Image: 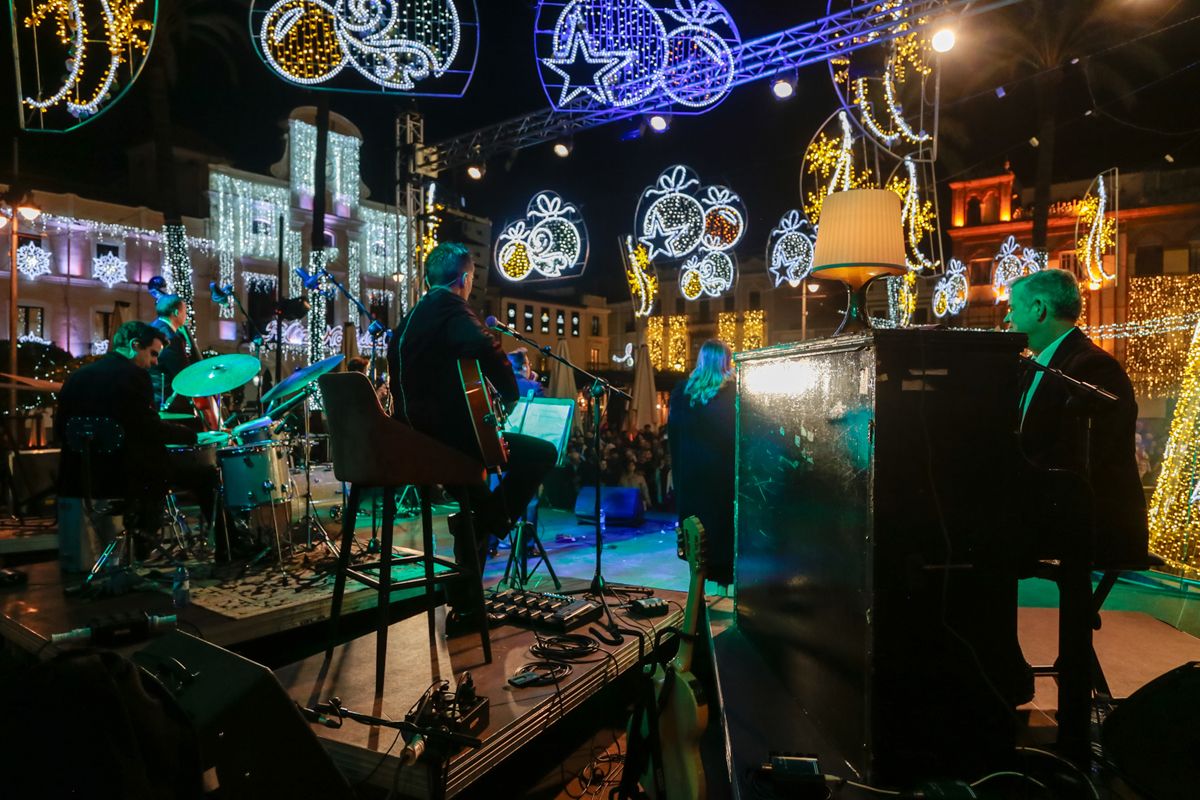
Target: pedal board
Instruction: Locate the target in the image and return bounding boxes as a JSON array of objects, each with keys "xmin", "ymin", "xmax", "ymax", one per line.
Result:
[{"xmin": 484, "ymin": 588, "xmax": 603, "ymax": 632}]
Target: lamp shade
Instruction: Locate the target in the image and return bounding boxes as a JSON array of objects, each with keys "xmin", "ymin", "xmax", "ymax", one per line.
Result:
[{"xmin": 812, "ymin": 189, "xmax": 906, "ymax": 288}]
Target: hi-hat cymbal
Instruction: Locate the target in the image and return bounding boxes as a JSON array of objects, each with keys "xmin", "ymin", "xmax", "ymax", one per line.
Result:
[
  {"xmin": 172, "ymin": 354, "xmax": 261, "ymax": 398},
  {"xmin": 0, "ymin": 373, "xmax": 63, "ymax": 392},
  {"xmin": 261, "ymin": 354, "xmax": 344, "ymax": 406},
  {"xmin": 158, "ymin": 411, "xmax": 194, "ymax": 420},
  {"xmin": 0, "ymin": 381, "xmax": 62, "ymax": 392}
]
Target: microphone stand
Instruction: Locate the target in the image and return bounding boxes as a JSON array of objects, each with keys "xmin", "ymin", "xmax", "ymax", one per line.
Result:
[
  {"xmin": 489, "ymin": 322, "xmax": 632, "ymax": 635},
  {"xmin": 1017, "ymin": 353, "xmax": 1116, "ymax": 766},
  {"xmin": 217, "ymin": 289, "xmax": 269, "ymax": 413}
]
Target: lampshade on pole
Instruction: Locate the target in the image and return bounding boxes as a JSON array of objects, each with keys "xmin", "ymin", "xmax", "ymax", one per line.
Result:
[{"xmin": 812, "ymin": 188, "xmax": 907, "ymax": 333}]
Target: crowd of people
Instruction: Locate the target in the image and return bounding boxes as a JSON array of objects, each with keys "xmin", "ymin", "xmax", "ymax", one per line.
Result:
[{"xmin": 556, "ymin": 424, "xmax": 674, "ymax": 511}]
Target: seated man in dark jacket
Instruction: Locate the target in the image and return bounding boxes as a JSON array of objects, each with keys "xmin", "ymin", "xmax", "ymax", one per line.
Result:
[{"xmin": 388, "ymin": 243, "xmax": 557, "ymax": 632}]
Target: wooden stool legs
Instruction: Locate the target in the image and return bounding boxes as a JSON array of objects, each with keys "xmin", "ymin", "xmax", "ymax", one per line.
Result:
[{"xmin": 328, "ymin": 484, "xmax": 362, "ymax": 649}]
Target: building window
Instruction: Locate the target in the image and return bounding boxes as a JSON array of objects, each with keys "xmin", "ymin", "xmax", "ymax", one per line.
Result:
[
  {"xmin": 749, "ymin": 291, "xmax": 761, "ymax": 310},
  {"xmin": 507, "ymin": 303, "xmax": 517, "ymax": 326},
  {"xmin": 96, "ymin": 242, "xmax": 120, "ymax": 259},
  {"xmin": 540, "ymin": 308, "xmax": 550, "ymax": 334},
  {"xmin": 247, "ymin": 279, "xmax": 276, "ymax": 334},
  {"xmin": 723, "ymin": 295, "xmax": 735, "ymax": 312},
  {"xmin": 969, "ymin": 259, "xmax": 991, "ymax": 286},
  {"xmin": 251, "ymin": 217, "xmax": 273, "ymax": 236},
  {"xmin": 675, "ymin": 298, "xmax": 685, "ymax": 314},
  {"xmin": 590, "ymin": 347, "xmax": 600, "ymax": 366},
  {"xmin": 556, "ymin": 310, "xmax": 565, "ymax": 336},
  {"xmin": 1189, "ymin": 242, "xmax": 1200, "ymax": 274},
  {"xmin": 592, "ymin": 316, "xmax": 602, "ymax": 336},
  {"xmin": 17, "ymin": 305, "xmax": 44, "ymax": 338},
  {"xmin": 1135, "ymin": 246, "xmax": 1163, "ymax": 276},
  {"xmin": 524, "ymin": 305, "xmax": 534, "ymax": 333},
  {"xmin": 966, "ymin": 197, "xmax": 982, "ymax": 226},
  {"xmin": 369, "ymin": 295, "xmax": 390, "ymax": 327},
  {"xmin": 323, "ymin": 230, "xmax": 337, "ymax": 249},
  {"xmin": 571, "ymin": 312, "xmax": 580, "ymax": 337},
  {"xmin": 698, "ymin": 300, "xmax": 711, "ymax": 323}
]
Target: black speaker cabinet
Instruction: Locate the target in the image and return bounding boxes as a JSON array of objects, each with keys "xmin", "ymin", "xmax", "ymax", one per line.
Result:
[
  {"xmin": 135, "ymin": 632, "xmax": 353, "ymax": 799},
  {"xmin": 734, "ymin": 329, "xmax": 1025, "ymax": 785}
]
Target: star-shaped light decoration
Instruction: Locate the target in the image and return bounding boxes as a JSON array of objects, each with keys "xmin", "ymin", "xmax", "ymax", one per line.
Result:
[
  {"xmin": 639, "ymin": 216, "xmax": 681, "ymax": 261},
  {"xmin": 541, "ymin": 18, "xmax": 631, "ymax": 106}
]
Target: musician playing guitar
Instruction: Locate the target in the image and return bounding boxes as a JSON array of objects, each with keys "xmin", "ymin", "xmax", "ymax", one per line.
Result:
[
  {"xmin": 388, "ymin": 242, "xmax": 557, "ymax": 636},
  {"xmin": 149, "ymin": 294, "xmax": 220, "ymax": 430}
]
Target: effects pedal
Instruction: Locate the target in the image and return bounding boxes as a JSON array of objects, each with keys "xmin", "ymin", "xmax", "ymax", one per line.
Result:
[
  {"xmin": 484, "ymin": 588, "xmax": 603, "ymax": 632},
  {"xmin": 629, "ymin": 597, "xmax": 668, "ymax": 618}
]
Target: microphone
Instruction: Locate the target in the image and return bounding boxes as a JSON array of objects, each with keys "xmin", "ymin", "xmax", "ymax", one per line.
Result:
[
  {"xmin": 209, "ymin": 281, "xmax": 233, "ymax": 305},
  {"xmin": 294, "ymin": 266, "xmax": 325, "ymax": 291},
  {"xmin": 484, "ymin": 316, "xmax": 517, "ymax": 338},
  {"xmin": 51, "ymin": 612, "xmax": 177, "ymax": 645}
]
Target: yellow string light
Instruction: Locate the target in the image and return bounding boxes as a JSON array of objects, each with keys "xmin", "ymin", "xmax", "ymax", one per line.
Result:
[
  {"xmin": 1125, "ymin": 276, "xmax": 1200, "ymax": 398},
  {"xmin": 1148, "ymin": 320, "xmax": 1200, "ymax": 576},
  {"xmin": 741, "ymin": 310, "xmax": 765, "ymax": 351},
  {"xmin": 647, "ymin": 316, "xmax": 665, "ymax": 371},
  {"xmin": 717, "ymin": 311, "xmax": 738, "ymax": 346},
  {"xmin": 625, "ymin": 237, "xmax": 658, "ymax": 317},
  {"xmin": 667, "ymin": 315, "xmax": 688, "ymax": 372}
]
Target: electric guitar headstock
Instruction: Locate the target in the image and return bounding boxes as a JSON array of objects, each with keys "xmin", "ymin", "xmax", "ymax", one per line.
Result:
[{"xmin": 676, "ymin": 516, "xmax": 708, "ymax": 582}]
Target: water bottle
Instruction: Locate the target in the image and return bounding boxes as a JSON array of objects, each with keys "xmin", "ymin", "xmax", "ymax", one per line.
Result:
[
  {"xmin": 172, "ymin": 565, "xmax": 191, "ymax": 608},
  {"xmin": 600, "ymin": 508, "xmax": 607, "ymax": 532}
]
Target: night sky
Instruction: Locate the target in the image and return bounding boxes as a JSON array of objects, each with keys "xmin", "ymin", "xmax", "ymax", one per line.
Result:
[{"xmin": 3, "ymin": 0, "xmax": 1198, "ymax": 300}]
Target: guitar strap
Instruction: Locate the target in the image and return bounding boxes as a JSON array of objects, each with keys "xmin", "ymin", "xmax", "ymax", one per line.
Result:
[{"xmin": 615, "ymin": 666, "xmax": 672, "ymax": 800}]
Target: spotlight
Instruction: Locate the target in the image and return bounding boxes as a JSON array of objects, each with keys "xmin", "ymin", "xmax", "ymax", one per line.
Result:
[
  {"xmin": 930, "ymin": 27, "xmax": 956, "ymax": 53},
  {"xmin": 1029, "ymin": 136, "xmax": 1040, "ymax": 148},
  {"xmin": 995, "ymin": 86, "xmax": 1006, "ymax": 99},
  {"xmin": 467, "ymin": 163, "xmax": 486, "ymax": 180},
  {"xmin": 1165, "ymin": 154, "xmax": 1175, "ymax": 164},
  {"xmin": 771, "ymin": 73, "xmax": 796, "ymax": 100},
  {"xmin": 807, "ymin": 283, "xmax": 820, "ymax": 293},
  {"xmin": 647, "ymin": 114, "xmax": 670, "ymax": 133},
  {"xmin": 553, "ymin": 139, "xmax": 573, "ymax": 158}
]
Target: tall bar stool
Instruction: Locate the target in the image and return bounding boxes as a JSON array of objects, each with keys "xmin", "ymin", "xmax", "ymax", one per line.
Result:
[{"xmin": 319, "ymin": 372, "xmax": 492, "ymax": 694}]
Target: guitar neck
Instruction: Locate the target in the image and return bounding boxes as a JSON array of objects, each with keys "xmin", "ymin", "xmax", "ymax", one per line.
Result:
[{"xmin": 673, "ymin": 568, "xmax": 707, "ymax": 674}]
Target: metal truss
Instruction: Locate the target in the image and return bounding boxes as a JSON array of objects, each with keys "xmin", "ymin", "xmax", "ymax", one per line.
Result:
[{"xmin": 422, "ymin": 0, "xmax": 1026, "ymax": 174}]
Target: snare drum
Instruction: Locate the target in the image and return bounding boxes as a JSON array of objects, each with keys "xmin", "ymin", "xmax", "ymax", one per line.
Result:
[
  {"xmin": 218, "ymin": 442, "xmax": 293, "ymax": 510},
  {"xmin": 165, "ymin": 442, "xmax": 218, "ymax": 472},
  {"xmin": 232, "ymin": 416, "xmax": 275, "ymax": 445},
  {"xmin": 197, "ymin": 430, "xmax": 232, "ymax": 447}
]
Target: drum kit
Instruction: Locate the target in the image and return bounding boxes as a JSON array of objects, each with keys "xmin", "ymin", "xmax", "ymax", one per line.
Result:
[{"xmin": 162, "ymin": 352, "xmax": 345, "ymax": 564}]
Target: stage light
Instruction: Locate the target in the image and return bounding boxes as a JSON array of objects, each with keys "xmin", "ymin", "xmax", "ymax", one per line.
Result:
[
  {"xmin": 931, "ymin": 27, "xmax": 956, "ymax": 53},
  {"xmin": 1165, "ymin": 154, "xmax": 1175, "ymax": 163},
  {"xmin": 553, "ymin": 139, "xmax": 573, "ymax": 158},
  {"xmin": 647, "ymin": 114, "xmax": 670, "ymax": 133},
  {"xmin": 771, "ymin": 74, "xmax": 796, "ymax": 99},
  {"xmin": 995, "ymin": 86, "xmax": 1006, "ymax": 98},
  {"xmin": 467, "ymin": 163, "xmax": 486, "ymax": 180},
  {"xmin": 1029, "ymin": 136, "xmax": 1040, "ymax": 148},
  {"xmin": 807, "ymin": 283, "xmax": 820, "ymax": 293}
]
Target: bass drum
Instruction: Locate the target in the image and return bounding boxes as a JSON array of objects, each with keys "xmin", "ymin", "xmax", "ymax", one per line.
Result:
[{"xmin": 218, "ymin": 442, "xmax": 294, "ymax": 510}]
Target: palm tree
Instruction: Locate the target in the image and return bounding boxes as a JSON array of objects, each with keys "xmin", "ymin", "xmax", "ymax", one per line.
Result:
[{"xmin": 954, "ymin": 0, "xmax": 1167, "ymax": 249}]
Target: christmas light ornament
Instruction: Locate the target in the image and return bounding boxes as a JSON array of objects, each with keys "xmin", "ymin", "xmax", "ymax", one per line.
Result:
[
  {"xmin": 251, "ymin": 0, "xmax": 479, "ymax": 96},
  {"xmin": 634, "ymin": 164, "xmax": 745, "ymax": 301},
  {"xmin": 766, "ymin": 210, "xmax": 816, "ymax": 288},
  {"xmin": 800, "ymin": 110, "xmax": 876, "ymax": 226},
  {"xmin": 932, "ymin": 258, "xmax": 968, "ymax": 318},
  {"xmin": 14, "ymin": 0, "xmax": 157, "ymax": 132},
  {"xmin": 991, "ymin": 235, "xmax": 1043, "ymax": 303},
  {"xmin": 1075, "ymin": 169, "xmax": 1118, "ymax": 289},
  {"xmin": 91, "ymin": 252, "xmax": 128, "ymax": 287},
  {"xmin": 624, "ymin": 236, "xmax": 659, "ymax": 318},
  {"xmin": 535, "ymin": 0, "xmax": 741, "ymax": 114},
  {"xmin": 494, "ymin": 191, "xmax": 589, "ymax": 282},
  {"xmin": 16, "ymin": 241, "xmax": 51, "ymax": 280}
]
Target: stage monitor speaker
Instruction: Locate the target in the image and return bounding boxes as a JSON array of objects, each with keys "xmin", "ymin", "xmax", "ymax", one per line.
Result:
[
  {"xmin": 134, "ymin": 631, "xmax": 354, "ymax": 799},
  {"xmin": 1102, "ymin": 661, "xmax": 1200, "ymax": 800},
  {"xmin": 8, "ymin": 447, "xmax": 58, "ymax": 509},
  {"xmin": 575, "ymin": 485, "xmax": 643, "ymax": 526}
]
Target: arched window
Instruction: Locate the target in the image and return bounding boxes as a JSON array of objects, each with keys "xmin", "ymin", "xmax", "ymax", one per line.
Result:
[{"xmin": 966, "ymin": 197, "xmax": 983, "ymax": 226}]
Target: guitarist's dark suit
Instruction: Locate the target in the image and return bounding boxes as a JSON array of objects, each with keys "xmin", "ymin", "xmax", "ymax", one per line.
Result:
[
  {"xmin": 388, "ymin": 288, "xmax": 557, "ymax": 611},
  {"xmin": 1018, "ymin": 327, "xmax": 1148, "ymax": 566}
]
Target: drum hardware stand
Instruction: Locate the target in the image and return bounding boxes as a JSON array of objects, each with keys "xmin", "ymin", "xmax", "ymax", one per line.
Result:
[{"xmin": 292, "ymin": 383, "xmax": 337, "ymax": 557}]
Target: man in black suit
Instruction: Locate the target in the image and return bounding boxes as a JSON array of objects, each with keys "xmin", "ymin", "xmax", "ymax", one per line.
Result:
[
  {"xmin": 57, "ymin": 321, "xmax": 227, "ymax": 564},
  {"xmin": 1006, "ymin": 268, "xmax": 1148, "ymax": 566},
  {"xmin": 149, "ymin": 294, "xmax": 200, "ymax": 415},
  {"xmin": 388, "ymin": 243, "xmax": 557, "ymax": 632}
]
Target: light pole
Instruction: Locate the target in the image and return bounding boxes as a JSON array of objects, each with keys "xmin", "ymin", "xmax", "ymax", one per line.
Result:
[{"xmin": 2, "ymin": 190, "xmax": 42, "ymax": 429}]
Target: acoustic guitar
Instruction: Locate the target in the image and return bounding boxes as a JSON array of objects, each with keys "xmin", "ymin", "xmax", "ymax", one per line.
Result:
[
  {"xmin": 458, "ymin": 359, "xmax": 509, "ymax": 472},
  {"xmin": 632, "ymin": 515, "xmax": 709, "ymax": 800}
]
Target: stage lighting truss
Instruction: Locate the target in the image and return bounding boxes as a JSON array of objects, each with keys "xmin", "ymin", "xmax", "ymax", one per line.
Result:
[
  {"xmin": 13, "ymin": 0, "xmax": 158, "ymax": 132},
  {"xmin": 1075, "ymin": 169, "xmax": 1119, "ymax": 290},
  {"xmin": 494, "ymin": 191, "xmax": 590, "ymax": 282},
  {"xmin": 932, "ymin": 258, "xmax": 968, "ymax": 318},
  {"xmin": 766, "ymin": 210, "xmax": 816, "ymax": 289},
  {"xmin": 826, "ymin": 0, "xmax": 939, "ymax": 162},
  {"xmin": 992, "ymin": 235, "xmax": 1046, "ymax": 304},
  {"xmin": 633, "ymin": 164, "xmax": 746, "ymax": 301},
  {"xmin": 535, "ymin": 0, "xmax": 741, "ymax": 115},
  {"xmin": 250, "ymin": 0, "xmax": 480, "ymax": 96}
]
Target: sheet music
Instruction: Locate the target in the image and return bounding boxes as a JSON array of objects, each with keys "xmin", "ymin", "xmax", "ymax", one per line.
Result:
[{"xmin": 501, "ymin": 397, "xmax": 575, "ymax": 465}]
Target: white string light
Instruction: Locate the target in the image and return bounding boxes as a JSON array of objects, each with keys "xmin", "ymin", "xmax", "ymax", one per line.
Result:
[
  {"xmin": 16, "ymin": 241, "xmax": 51, "ymax": 280},
  {"xmin": 495, "ymin": 191, "xmax": 588, "ymax": 281},
  {"xmin": 766, "ymin": 210, "xmax": 815, "ymax": 288},
  {"xmin": 91, "ymin": 252, "xmax": 128, "ymax": 288}
]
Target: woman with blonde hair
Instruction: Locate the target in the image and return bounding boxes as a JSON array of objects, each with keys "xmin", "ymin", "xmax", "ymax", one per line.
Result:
[{"xmin": 667, "ymin": 339, "xmax": 736, "ymax": 585}]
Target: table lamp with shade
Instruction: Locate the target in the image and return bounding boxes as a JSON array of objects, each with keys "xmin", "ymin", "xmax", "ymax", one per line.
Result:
[{"xmin": 811, "ymin": 188, "xmax": 907, "ymax": 334}]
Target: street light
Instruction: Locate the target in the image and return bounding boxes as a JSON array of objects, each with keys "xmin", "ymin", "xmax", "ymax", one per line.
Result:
[{"xmin": 3, "ymin": 189, "xmax": 41, "ymax": 427}]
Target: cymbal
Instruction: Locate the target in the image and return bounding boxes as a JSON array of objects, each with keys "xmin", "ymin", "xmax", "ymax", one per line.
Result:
[
  {"xmin": 0, "ymin": 381, "xmax": 62, "ymax": 392},
  {"xmin": 172, "ymin": 354, "xmax": 262, "ymax": 398},
  {"xmin": 158, "ymin": 411, "xmax": 194, "ymax": 420},
  {"xmin": 261, "ymin": 354, "xmax": 344, "ymax": 406}
]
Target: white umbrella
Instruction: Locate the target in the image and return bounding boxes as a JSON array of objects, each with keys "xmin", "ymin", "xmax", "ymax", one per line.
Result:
[{"xmin": 626, "ymin": 342, "xmax": 657, "ymax": 434}]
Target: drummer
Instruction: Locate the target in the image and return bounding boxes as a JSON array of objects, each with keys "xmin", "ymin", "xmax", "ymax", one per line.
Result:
[{"xmin": 56, "ymin": 321, "xmax": 229, "ymax": 566}]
